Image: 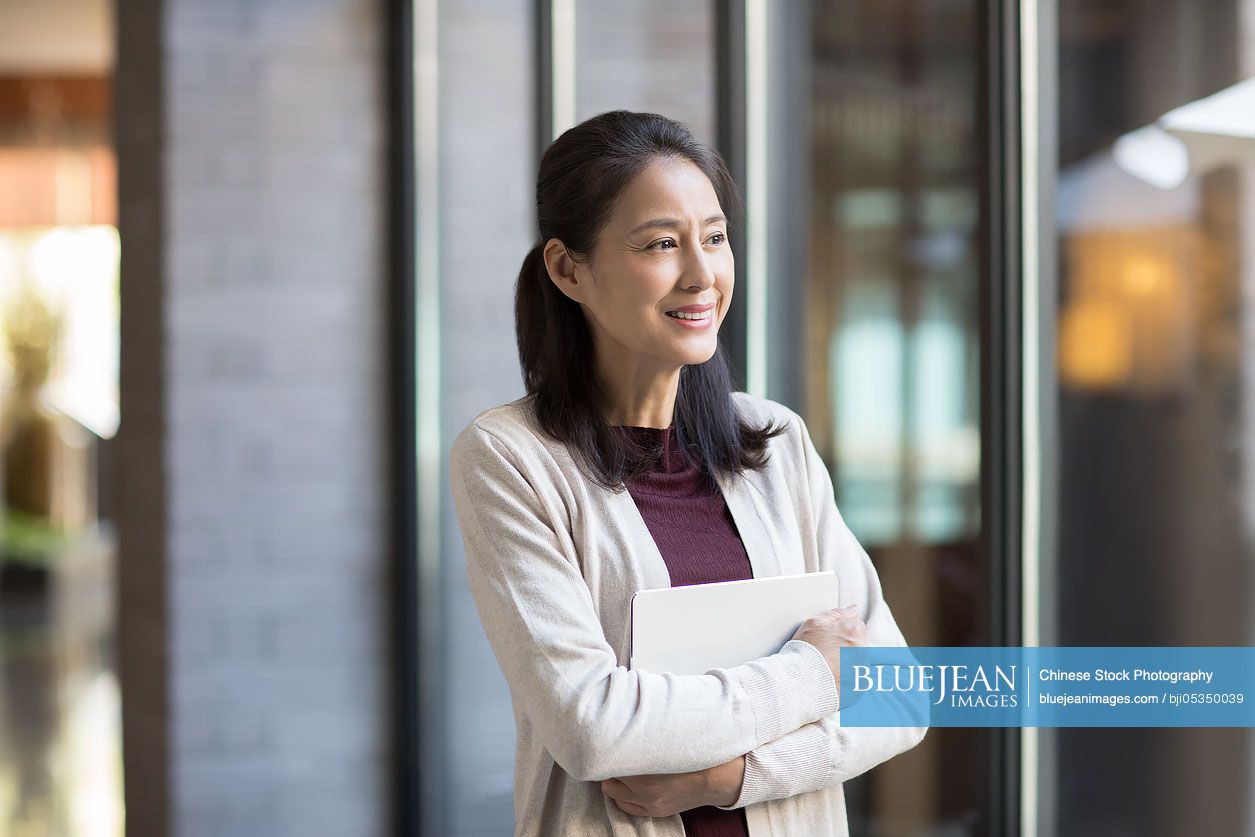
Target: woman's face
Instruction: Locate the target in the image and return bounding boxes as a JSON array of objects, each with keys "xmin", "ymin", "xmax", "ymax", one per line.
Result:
[{"xmin": 549, "ymin": 157, "xmax": 734, "ymax": 373}]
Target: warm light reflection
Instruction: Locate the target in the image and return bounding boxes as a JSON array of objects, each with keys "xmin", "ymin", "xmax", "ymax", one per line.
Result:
[
  {"xmin": 1059, "ymin": 299, "xmax": 1132, "ymax": 388},
  {"xmin": 1057, "ymin": 228, "xmax": 1194, "ymax": 394}
]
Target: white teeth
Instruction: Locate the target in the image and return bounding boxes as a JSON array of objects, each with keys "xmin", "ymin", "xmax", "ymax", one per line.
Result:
[{"xmin": 667, "ymin": 310, "xmax": 712, "ymax": 321}]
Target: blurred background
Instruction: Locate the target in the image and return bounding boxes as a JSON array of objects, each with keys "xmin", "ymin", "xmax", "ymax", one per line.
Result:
[{"xmin": 0, "ymin": 0, "xmax": 1250, "ymax": 836}]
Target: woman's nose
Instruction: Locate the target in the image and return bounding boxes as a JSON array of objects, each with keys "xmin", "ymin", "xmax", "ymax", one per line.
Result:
[{"xmin": 683, "ymin": 248, "xmax": 717, "ymax": 290}]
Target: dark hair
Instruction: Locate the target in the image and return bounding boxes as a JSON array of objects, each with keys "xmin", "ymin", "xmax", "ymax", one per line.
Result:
[{"xmin": 515, "ymin": 109, "xmax": 786, "ymax": 491}]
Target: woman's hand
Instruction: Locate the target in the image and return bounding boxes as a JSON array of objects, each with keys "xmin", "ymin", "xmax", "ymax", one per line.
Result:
[
  {"xmin": 601, "ymin": 754, "xmax": 746, "ymax": 817},
  {"xmin": 790, "ymin": 603, "xmax": 869, "ymax": 690}
]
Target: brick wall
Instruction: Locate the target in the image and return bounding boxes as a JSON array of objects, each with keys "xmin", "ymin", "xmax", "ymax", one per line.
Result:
[{"xmin": 116, "ymin": 2, "xmax": 389, "ymax": 835}]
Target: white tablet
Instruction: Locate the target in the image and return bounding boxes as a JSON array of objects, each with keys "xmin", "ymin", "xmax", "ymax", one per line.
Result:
[{"xmin": 628, "ymin": 571, "xmax": 840, "ymax": 675}]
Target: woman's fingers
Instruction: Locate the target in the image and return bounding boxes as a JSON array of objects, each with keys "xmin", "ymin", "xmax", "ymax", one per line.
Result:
[
  {"xmin": 828, "ymin": 604, "xmax": 869, "ymax": 645},
  {"xmin": 612, "ymin": 798, "xmax": 652, "ymax": 816},
  {"xmin": 602, "ymin": 776, "xmax": 670, "ymax": 817},
  {"xmin": 600, "ymin": 778, "xmax": 631, "ymax": 800}
]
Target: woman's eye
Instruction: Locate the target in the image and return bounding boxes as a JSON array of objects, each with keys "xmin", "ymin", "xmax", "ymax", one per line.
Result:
[{"xmin": 649, "ymin": 234, "xmax": 724, "ymax": 250}]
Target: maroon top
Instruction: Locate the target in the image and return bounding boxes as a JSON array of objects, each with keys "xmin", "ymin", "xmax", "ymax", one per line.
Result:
[{"xmin": 616, "ymin": 424, "xmax": 752, "ymax": 837}]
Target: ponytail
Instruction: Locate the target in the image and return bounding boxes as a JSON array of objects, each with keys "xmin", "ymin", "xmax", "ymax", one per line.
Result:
[{"xmin": 514, "ymin": 242, "xmax": 550, "ymax": 394}]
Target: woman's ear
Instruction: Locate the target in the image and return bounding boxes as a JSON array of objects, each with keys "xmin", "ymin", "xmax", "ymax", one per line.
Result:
[{"xmin": 543, "ymin": 238, "xmax": 584, "ymax": 303}]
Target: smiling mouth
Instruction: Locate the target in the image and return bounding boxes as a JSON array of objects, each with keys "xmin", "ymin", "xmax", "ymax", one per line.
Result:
[{"xmin": 665, "ymin": 310, "xmax": 713, "ymax": 321}]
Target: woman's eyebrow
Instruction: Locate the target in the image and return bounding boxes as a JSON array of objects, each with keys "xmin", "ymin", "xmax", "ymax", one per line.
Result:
[{"xmin": 627, "ymin": 214, "xmax": 728, "ymax": 236}]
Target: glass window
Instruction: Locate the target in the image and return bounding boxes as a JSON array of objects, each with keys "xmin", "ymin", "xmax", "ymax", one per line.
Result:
[
  {"xmin": 432, "ymin": 2, "xmax": 537, "ymax": 835},
  {"xmin": 1050, "ymin": 2, "xmax": 1255, "ymax": 835},
  {"xmin": 574, "ymin": 0, "xmax": 716, "ymax": 143},
  {"xmin": 802, "ymin": 2, "xmax": 989, "ymax": 833},
  {"xmin": 428, "ymin": 5, "xmax": 720, "ymax": 835},
  {"xmin": 0, "ymin": 55, "xmax": 122, "ymax": 837}
]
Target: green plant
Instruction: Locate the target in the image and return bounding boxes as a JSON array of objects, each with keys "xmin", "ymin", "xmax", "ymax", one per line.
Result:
[{"xmin": 0, "ymin": 506, "xmax": 69, "ymax": 567}]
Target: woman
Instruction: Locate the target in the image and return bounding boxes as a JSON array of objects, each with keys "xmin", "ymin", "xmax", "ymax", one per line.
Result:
[{"xmin": 450, "ymin": 110, "xmax": 926, "ymax": 836}]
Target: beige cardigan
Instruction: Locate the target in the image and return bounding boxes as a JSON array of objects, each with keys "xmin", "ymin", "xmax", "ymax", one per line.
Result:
[{"xmin": 449, "ymin": 390, "xmax": 927, "ymax": 836}]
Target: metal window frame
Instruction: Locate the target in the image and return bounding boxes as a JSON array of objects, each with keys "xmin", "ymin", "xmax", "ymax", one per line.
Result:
[
  {"xmin": 1019, "ymin": 1, "xmax": 1060, "ymax": 835},
  {"xmin": 388, "ymin": 0, "xmax": 442, "ymax": 834},
  {"xmin": 714, "ymin": 0, "xmax": 750, "ymax": 391},
  {"xmin": 386, "ymin": 1, "xmax": 418, "ymax": 835},
  {"xmin": 535, "ymin": 0, "xmax": 576, "ymax": 156},
  {"xmin": 982, "ymin": 1, "xmax": 1059, "ymax": 835},
  {"xmin": 980, "ymin": 0, "xmax": 1025, "ymax": 833}
]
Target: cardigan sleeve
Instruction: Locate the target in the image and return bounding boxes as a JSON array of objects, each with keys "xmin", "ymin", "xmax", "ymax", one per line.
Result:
[
  {"xmin": 449, "ymin": 422, "xmax": 841, "ymax": 784},
  {"xmin": 715, "ymin": 409, "xmax": 929, "ymax": 810}
]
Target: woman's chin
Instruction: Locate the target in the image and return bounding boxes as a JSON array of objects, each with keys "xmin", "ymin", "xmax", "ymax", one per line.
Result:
[{"xmin": 674, "ymin": 340, "xmax": 719, "ymax": 366}]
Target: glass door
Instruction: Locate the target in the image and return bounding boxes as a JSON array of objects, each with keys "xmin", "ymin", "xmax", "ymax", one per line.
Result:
[{"xmin": 760, "ymin": 2, "xmax": 1005, "ymax": 833}]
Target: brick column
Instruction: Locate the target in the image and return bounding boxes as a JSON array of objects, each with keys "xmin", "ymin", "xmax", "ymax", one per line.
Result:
[{"xmin": 115, "ymin": 2, "xmax": 390, "ymax": 835}]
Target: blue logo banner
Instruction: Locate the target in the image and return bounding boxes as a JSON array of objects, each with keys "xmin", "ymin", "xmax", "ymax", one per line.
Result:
[{"xmin": 838, "ymin": 647, "xmax": 1255, "ymax": 727}]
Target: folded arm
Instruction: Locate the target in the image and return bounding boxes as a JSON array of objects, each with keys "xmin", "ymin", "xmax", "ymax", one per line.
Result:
[{"xmin": 450, "ymin": 422, "xmax": 841, "ymax": 783}]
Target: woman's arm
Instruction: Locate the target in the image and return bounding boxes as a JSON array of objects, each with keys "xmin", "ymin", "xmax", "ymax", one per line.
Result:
[
  {"xmin": 712, "ymin": 409, "xmax": 929, "ymax": 810},
  {"xmin": 450, "ymin": 422, "xmax": 840, "ymax": 783}
]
